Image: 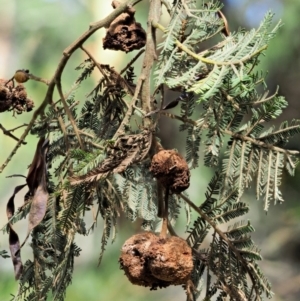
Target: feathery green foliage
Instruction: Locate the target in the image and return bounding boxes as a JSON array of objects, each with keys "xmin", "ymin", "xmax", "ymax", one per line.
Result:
[{"xmin": 1, "ymin": 1, "xmax": 299, "ymax": 300}]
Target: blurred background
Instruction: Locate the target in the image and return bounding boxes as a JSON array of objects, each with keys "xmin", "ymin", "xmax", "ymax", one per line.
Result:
[{"xmin": 0, "ymin": 0, "xmax": 300, "ymax": 300}]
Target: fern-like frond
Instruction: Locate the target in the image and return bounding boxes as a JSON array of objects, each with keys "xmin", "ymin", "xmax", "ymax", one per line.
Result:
[
  {"xmin": 185, "ymin": 125, "xmax": 201, "ymax": 168},
  {"xmin": 58, "ymin": 185, "xmax": 87, "ymax": 231},
  {"xmin": 190, "ymin": 65, "xmax": 229, "ymax": 101},
  {"xmin": 155, "ymin": 8, "xmax": 187, "ymax": 86}
]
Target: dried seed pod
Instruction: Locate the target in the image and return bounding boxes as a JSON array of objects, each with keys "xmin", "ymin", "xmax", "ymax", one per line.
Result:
[
  {"xmin": 25, "ymin": 98, "xmax": 34, "ymax": 112},
  {"xmin": 119, "ymin": 232, "xmax": 170, "ymax": 289},
  {"xmin": 0, "ymin": 79, "xmax": 34, "ymax": 114},
  {"xmin": 150, "ymin": 150, "xmax": 190, "ymax": 193},
  {"xmin": 0, "ymin": 85, "xmax": 9, "ymax": 99},
  {"xmin": 148, "ymin": 236, "xmax": 193, "ymax": 284},
  {"xmin": 119, "ymin": 232, "xmax": 193, "ymax": 289},
  {"xmin": 103, "ymin": 1, "xmax": 146, "ymax": 53}
]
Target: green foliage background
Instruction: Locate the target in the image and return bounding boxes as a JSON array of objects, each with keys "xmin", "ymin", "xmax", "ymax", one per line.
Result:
[{"xmin": 0, "ymin": 0, "xmax": 300, "ymax": 300}]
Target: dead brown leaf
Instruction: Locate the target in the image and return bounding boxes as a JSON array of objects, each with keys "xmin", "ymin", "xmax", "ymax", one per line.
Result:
[
  {"xmin": 71, "ymin": 130, "xmax": 152, "ymax": 184},
  {"xmin": 6, "ymin": 184, "xmax": 27, "ymax": 279},
  {"xmin": 27, "ymin": 185, "xmax": 49, "ymax": 233},
  {"xmin": 19, "ymin": 137, "xmax": 50, "ymax": 253},
  {"xmin": 217, "ymin": 10, "xmax": 230, "ymax": 37}
]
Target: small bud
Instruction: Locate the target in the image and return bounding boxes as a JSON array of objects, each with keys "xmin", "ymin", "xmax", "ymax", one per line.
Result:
[{"xmin": 14, "ymin": 69, "xmax": 30, "ymax": 83}]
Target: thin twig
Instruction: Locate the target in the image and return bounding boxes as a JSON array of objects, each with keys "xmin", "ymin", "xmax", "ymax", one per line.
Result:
[
  {"xmin": 80, "ymin": 45, "xmax": 110, "ymax": 83},
  {"xmin": 49, "ymin": 91, "xmax": 76, "ymax": 151},
  {"xmin": 161, "ymin": 0, "xmax": 172, "ymax": 15},
  {"xmin": 56, "ymin": 80, "xmax": 83, "ymax": 149},
  {"xmin": 112, "ymin": 78, "xmax": 142, "ymax": 139},
  {"xmin": 157, "ymin": 181, "xmax": 164, "ymax": 218},
  {"xmin": 28, "ymin": 73, "xmax": 50, "ymax": 85},
  {"xmin": 140, "ymin": 0, "xmax": 161, "ymax": 123},
  {"xmin": 120, "ymin": 48, "xmax": 145, "ymax": 75},
  {"xmin": 160, "ymin": 188, "xmax": 169, "ymax": 238},
  {"xmin": 217, "ymin": 10, "xmax": 230, "ymax": 36},
  {"xmin": 0, "ymin": 124, "xmax": 27, "ymax": 144},
  {"xmin": 223, "ymin": 129, "xmax": 299, "ymax": 155},
  {"xmin": 0, "ymin": 0, "xmax": 141, "ymax": 173}
]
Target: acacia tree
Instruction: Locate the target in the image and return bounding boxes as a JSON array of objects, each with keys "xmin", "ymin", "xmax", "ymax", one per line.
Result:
[{"xmin": 1, "ymin": 0, "xmax": 299, "ymax": 300}]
